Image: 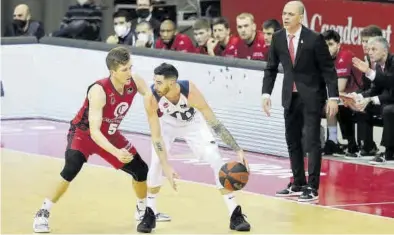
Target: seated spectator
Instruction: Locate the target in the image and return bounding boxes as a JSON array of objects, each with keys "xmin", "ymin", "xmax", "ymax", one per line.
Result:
[
  {"xmin": 52, "ymin": 0, "xmax": 102, "ymax": 41},
  {"xmin": 235, "ymin": 13, "xmax": 268, "ymax": 61},
  {"xmin": 106, "ymin": 11, "xmax": 135, "ymax": 45},
  {"xmin": 193, "ymin": 18, "xmax": 215, "ymax": 55},
  {"xmin": 3, "ymin": 4, "xmax": 45, "ymax": 39},
  {"xmin": 155, "ymin": 20, "xmax": 195, "ymax": 53},
  {"xmin": 209, "ymin": 17, "xmax": 239, "ymax": 57},
  {"xmin": 351, "ymin": 25, "xmax": 384, "ymax": 157},
  {"xmin": 134, "ymin": 21, "xmax": 156, "ymax": 48},
  {"xmin": 262, "ymin": 19, "xmax": 281, "ymax": 46},
  {"xmin": 350, "ymin": 36, "xmax": 394, "ymax": 165},
  {"xmin": 321, "ymin": 30, "xmax": 363, "ymax": 157},
  {"xmin": 131, "ymin": 0, "xmax": 161, "ymax": 37}
]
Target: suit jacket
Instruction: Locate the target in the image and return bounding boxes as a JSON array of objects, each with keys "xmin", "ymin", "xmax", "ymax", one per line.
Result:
[
  {"xmin": 362, "ymin": 53, "xmax": 394, "ymax": 105},
  {"xmin": 262, "ymin": 26, "xmax": 338, "ymax": 111}
]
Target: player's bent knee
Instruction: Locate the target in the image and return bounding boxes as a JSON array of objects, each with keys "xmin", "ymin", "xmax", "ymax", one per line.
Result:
[
  {"xmin": 60, "ymin": 149, "xmax": 86, "ymax": 182},
  {"xmin": 121, "ymin": 153, "xmax": 148, "ymax": 182},
  {"xmin": 203, "ymin": 143, "xmax": 225, "ymax": 188}
]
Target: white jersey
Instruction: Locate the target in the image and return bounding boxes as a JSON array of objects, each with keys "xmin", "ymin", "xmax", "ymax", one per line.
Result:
[{"xmin": 151, "ymin": 80, "xmax": 198, "ymax": 126}]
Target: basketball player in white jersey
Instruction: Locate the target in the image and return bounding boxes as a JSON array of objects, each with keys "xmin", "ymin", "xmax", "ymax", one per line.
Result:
[{"xmin": 141, "ymin": 63, "xmax": 251, "ymax": 231}]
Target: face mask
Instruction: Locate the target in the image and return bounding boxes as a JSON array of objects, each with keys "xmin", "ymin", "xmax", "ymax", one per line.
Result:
[
  {"xmin": 137, "ymin": 33, "xmax": 149, "ymax": 43},
  {"xmin": 13, "ymin": 19, "xmax": 27, "ymax": 29},
  {"xmin": 77, "ymin": 0, "xmax": 89, "ymax": 5},
  {"xmin": 114, "ymin": 24, "xmax": 130, "ymax": 38},
  {"xmin": 136, "ymin": 9, "xmax": 150, "ymax": 19}
]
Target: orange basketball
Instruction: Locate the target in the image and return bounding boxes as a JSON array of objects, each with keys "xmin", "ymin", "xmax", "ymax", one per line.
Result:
[{"xmin": 219, "ymin": 161, "xmax": 249, "ymax": 191}]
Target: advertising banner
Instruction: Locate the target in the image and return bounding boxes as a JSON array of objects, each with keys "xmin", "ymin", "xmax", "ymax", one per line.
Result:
[{"xmin": 222, "ymin": 0, "xmax": 393, "ymax": 58}]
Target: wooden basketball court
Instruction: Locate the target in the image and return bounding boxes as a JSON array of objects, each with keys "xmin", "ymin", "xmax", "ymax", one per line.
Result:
[{"xmin": 2, "ymin": 148, "xmax": 394, "ymax": 234}]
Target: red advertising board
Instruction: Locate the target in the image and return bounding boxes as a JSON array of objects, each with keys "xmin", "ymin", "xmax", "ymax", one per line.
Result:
[{"xmin": 221, "ymin": 0, "xmax": 393, "ymax": 58}]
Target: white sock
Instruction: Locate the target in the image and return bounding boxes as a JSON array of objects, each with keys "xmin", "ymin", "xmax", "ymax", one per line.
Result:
[
  {"xmin": 223, "ymin": 193, "xmax": 238, "ymax": 216},
  {"xmin": 41, "ymin": 198, "xmax": 53, "ymax": 211},
  {"xmin": 137, "ymin": 198, "xmax": 146, "ymax": 211},
  {"xmin": 328, "ymin": 126, "xmax": 338, "ymax": 143},
  {"xmin": 147, "ymin": 193, "xmax": 157, "ymax": 215}
]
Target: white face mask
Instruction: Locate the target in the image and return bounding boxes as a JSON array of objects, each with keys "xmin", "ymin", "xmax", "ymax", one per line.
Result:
[
  {"xmin": 137, "ymin": 33, "xmax": 149, "ymax": 43},
  {"xmin": 77, "ymin": 0, "xmax": 89, "ymax": 5},
  {"xmin": 114, "ymin": 24, "xmax": 130, "ymax": 38}
]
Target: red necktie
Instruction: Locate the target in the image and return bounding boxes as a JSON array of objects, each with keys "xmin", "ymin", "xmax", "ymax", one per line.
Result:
[{"xmin": 289, "ymin": 35, "xmax": 297, "ymax": 92}]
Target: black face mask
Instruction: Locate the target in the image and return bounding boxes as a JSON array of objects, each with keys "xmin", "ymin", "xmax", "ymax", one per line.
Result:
[
  {"xmin": 13, "ymin": 19, "xmax": 27, "ymax": 29},
  {"xmin": 136, "ymin": 8, "xmax": 150, "ymax": 19}
]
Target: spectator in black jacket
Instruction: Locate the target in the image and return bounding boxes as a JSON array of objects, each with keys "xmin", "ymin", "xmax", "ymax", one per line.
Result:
[
  {"xmin": 106, "ymin": 11, "xmax": 136, "ymax": 46},
  {"xmin": 3, "ymin": 4, "xmax": 45, "ymax": 39},
  {"xmin": 348, "ymin": 25, "xmax": 384, "ymax": 158},
  {"xmin": 130, "ymin": 0, "xmax": 161, "ymax": 37},
  {"xmin": 52, "ymin": 0, "xmax": 102, "ymax": 41},
  {"xmin": 351, "ymin": 36, "xmax": 394, "ymax": 165}
]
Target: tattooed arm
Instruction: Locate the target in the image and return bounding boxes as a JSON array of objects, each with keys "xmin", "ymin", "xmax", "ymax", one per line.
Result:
[
  {"xmin": 144, "ymin": 93, "xmax": 179, "ymax": 190},
  {"xmin": 143, "ymin": 93, "xmax": 169, "ymax": 165},
  {"xmin": 188, "ymin": 81, "xmax": 242, "ymax": 152}
]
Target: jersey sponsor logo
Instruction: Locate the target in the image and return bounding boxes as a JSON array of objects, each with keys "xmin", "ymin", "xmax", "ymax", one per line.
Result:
[
  {"xmin": 109, "ymin": 93, "xmax": 116, "ymax": 105},
  {"xmin": 127, "ymin": 87, "xmax": 134, "ymax": 94},
  {"xmin": 169, "ymin": 107, "xmax": 196, "ymax": 121},
  {"xmin": 336, "ymin": 68, "xmax": 348, "ymax": 74},
  {"xmin": 114, "ymin": 102, "xmax": 129, "ymax": 117}
]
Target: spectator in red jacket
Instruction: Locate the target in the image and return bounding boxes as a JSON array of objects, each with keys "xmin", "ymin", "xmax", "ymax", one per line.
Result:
[
  {"xmin": 193, "ymin": 18, "xmax": 214, "ymax": 55},
  {"xmin": 209, "ymin": 17, "xmax": 239, "ymax": 57},
  {"xmin": 262, "ymin": 19, "xmax": 282, "ymax": 46},
  {"xmin": 155, "ymin": 20, "xmax": 195, "ymax": 53},
  {"xmin": 235, "ymin": 13, "xmax": 268, "ymax": 61}
]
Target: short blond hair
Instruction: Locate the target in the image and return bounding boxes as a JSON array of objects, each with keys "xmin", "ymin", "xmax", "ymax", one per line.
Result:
[{"xmin": 236, "ymin": 13, "xmax": 254, "ymax": 22}]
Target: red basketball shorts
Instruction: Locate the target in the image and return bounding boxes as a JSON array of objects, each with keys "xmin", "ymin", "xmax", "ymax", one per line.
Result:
[{"xmin": 66, "ymin": 130, "xmax": 137, "ymax": 169}]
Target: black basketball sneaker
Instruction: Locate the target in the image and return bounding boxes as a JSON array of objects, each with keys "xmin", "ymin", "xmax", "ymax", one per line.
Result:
[
  {"xmin": 230, "ymin": 205, "xmax": 251, "ymax": 231},
  {"xmin": 137, "ymin": 207, "xmax": 156, "ymax": 233}
]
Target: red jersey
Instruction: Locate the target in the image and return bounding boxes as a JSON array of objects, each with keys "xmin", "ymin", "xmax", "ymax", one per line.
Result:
[
  {"xmin": 335, "ymin": 49, "xmax": 363, "ymax": 93},
  {"xmin": 70, "ymin": 77, "xmax": 137, "ymax": 138},
  {"xmin": 155, "ymin": 33, "xmax": 195, "ymax": 53},
  {"xmin": 215, "ymin": 35, "xmax": 239, "ymax": 57},
  {"xmin": 235, "ymin": 31, "xmax": 269, "ymax": 61},
  {"xmin": 195, "ymin": 36, "xmax": 239, "ymax": 57}
]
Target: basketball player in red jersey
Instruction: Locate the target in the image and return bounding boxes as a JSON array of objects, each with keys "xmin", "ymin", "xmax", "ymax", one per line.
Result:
[
  {"xmin": 322, "ymin": 30, "xmax": 363, "ymax": 157},
  {"xmin": 33, "ymin": 47, "xmax": 156, "ymax": 233},
  {"xmin": 208, "ymin": 17, "xmax": 239, "ymax": 57},
  {"xmin": 155, "ymin": 20, "xmax": 195, "ymax": 53},
  {"xmin": 235, "ymin": 13, "xmax": 269, "ymax": 61}
]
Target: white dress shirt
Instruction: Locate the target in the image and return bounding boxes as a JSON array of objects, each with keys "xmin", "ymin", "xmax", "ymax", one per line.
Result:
[{"xmin": 363, "ymin": 63, "xmax": 386, "ymax": 105}]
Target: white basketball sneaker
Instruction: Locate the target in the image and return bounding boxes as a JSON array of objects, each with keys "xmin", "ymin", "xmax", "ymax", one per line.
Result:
[
  {"xmin": 134, "ymin": 205, "xmax": 171, "ymax": 222},
  {"xmin": 33, "ymin": 209, "xmax": 50, "ymax": 233}
]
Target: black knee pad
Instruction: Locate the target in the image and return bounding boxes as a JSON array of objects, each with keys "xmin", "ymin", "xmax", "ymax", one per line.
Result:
[
  {"xmin": 121, "ymin": 153, "xmax": 148, "ymax": 182},
  {"xmin": 60, "ymin": 149, "xmax": 86, "ymax": 182}
]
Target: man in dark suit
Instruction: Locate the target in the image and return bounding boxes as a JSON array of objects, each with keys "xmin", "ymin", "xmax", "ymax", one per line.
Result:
[
  {"xmin": 131, "ymin": 0, "xmax": 161, "ymax": 38},
  {"xmin": 351, "ymin": 36, "xmax": 394, "ymax": 164},
  {"xmin": 261, "ymin": 1, "xmax": 339, "ymax": 202}
]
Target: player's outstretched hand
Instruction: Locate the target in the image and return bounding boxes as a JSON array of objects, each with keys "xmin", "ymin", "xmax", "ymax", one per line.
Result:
[
  {"xmin": 116, "ymin": 148, "xmax": 133, "ymax": 163},
  {"xmin": 163, "ymin": 164, "xmax": 179, "ymax": 191},
  {"xmin": 237, "ymin": 150, "xmax": 250, "ymax": 172}
]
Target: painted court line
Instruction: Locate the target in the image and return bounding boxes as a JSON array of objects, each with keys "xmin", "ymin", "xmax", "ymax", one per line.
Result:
[
  {"xmin": 331, "ymin": 202, "xmax": 394, "ymax": 207},
  {"xmin": 2, "ymin": 148, "xmax": 394, "ymax": 221}
]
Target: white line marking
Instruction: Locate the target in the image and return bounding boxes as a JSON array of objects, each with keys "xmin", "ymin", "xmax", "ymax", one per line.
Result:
[
  {"xmin": 0, "ymin": 128, "xmax": 24, "ymax": 133},
  {"xmin": 2, "ymin": 148, "xmax": 394, "ymax": 221},
  {"xmin": 331, "ymin": 202, "xmax": 394, "ymax": 207},
  {"xmin": 30, "ymin": 125, "xmax": 57, "ymax": 130}
]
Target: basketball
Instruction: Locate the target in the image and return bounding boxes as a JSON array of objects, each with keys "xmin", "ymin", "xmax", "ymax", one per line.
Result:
[{"xmin": 219, "ymin": 161, "xmax": 249, "ymax": 191}]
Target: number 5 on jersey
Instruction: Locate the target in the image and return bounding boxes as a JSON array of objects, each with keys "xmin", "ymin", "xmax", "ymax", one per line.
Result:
[{"xmin": 108, "ymin": 123, "xmax": 119, "ymax": 135}]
